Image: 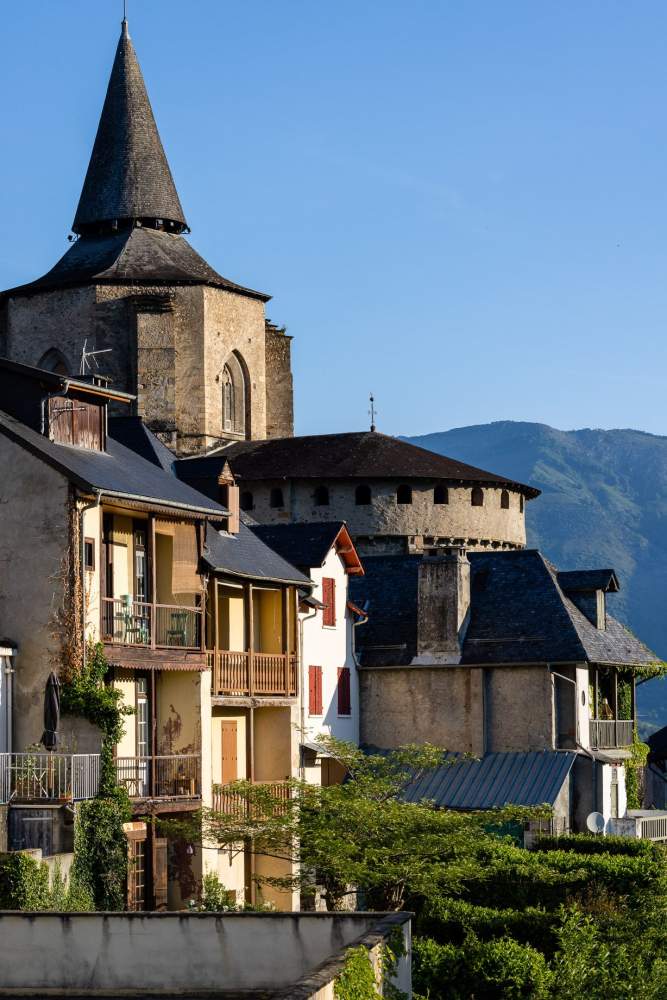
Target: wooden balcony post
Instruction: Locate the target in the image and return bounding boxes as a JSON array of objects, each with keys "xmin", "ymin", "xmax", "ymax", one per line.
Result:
[
  {"xmin": 150, "ymin": 670, "xmax": 157, "ymax": 798},
  {"xmin": 631, "ymin": 674, "xmax": 636, "ymax": 731},
  {"xmin": 612, "ymin": 670, "xmax": 618, "ymax": 747},
  {"xmin": 213, "ymin": 580, "xmax": 220, "ymax": 696},
  {"xmin": 593, "ymin": 667, "xmax": 599, "ymax": 719},
  {"xmin": 282, "ymin": 587, "xmax": 289, "ymax": 697},
  {"xmin": 247, "ymin": 583, "xmax": 254, "ymax": 697},
  {"xmin": 149, "ymin": 515, "xmax": 157, "ymax": 650}
]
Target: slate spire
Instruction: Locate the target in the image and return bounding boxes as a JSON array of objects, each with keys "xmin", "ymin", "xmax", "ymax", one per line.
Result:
[{"xmin": 72, "ymin": 19, "xmax": 188, "ymax": 235}]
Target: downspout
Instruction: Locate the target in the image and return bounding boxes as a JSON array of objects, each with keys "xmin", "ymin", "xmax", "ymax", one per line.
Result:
[
  {"xmin": 298, "ymin": 604, "xmax": 318, "ymax": 779},
  {"xmin": 80, "ymin": 491, "xmax": 102, "ymax": 674}
]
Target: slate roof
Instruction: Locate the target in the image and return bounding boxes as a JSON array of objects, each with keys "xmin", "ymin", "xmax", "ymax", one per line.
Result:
[
  {"xmin": 557, "ymin": 569, "xmax": 619, "ymax": 593},
  {"xmin": 109, "ymin": 416, "xmax": 176, "ymax": 473},
  {"xmin": 203, "ymin": 522, "xmax": 311, "ymax": 587},
  {"xmin": 73, "ymin": 20, "xmax": 187, "ymax": 234},
  {"xmin": 252, "ymin": 522, "xmax": 352, "ymax": 572},
  {"xmin": 0, "ymin": 409, "xmax": 226, "ymax": 517},
  {"xmin": 350, "ymin": 549, "xmax": 658, "ymax": 668},
  {"xmin": 0, "ymin": 228, "xmax": 269, "ymax": 302},
  {"xmin": 402, "ymin": 751, "xmax": 577, "ymax": 810},
  {"xmin": 176, "ymin": 432, "xmax": 540, "ymax": 497}
]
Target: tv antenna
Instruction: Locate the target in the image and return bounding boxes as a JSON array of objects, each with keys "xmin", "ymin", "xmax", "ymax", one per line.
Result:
[
  {"xmin": 79, "ymin": 339, "xmax": 112, "ymax": 377},
  {"xmin": 369, "ymin": 393, "xmax": 377, "ymax": 433}
]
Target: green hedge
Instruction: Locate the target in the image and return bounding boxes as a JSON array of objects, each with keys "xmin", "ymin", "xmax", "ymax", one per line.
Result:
[
  {"xmin": 532, "ymin": 834, "xmax": 665, "ymax": 860},
  {"xmin": 416, "ymin": 897, "xmax": 559, "ymax": 956},
  {"xmin": 0, "ymin": 853, "xmax": 93, "ymax": 911}
]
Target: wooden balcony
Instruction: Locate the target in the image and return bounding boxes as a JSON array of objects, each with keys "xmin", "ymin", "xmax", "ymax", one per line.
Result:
[
  {"xmin": 209, "ymin": 650, "xmax": 298, "ymax": 698},
  {"xmin": 589, "ymin": 719, "xmax": 634, "ymax": 749},
  {"xmin": 0, "ymin": 753, "xmax": 100, "ymax": 804},
  {"xmin": 115, "ymin": 754, "xmax": 201, "ymax": 801},
  {"xmin": 212, "ymin": 780, "xmax": 291, "ymax": 818},
  {"xmin": 103, "ymin": 598, "xmax": 203, "ymax": 651}
]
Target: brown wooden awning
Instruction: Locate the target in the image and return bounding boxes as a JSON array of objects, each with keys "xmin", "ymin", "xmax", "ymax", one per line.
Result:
[{"xmin": 104, "ymin": 645, "xmax": 207, "ymax": 672}]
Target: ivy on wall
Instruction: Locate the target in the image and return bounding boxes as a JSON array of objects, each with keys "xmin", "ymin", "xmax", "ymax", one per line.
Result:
[
  {"xmin": 0, "ymin": 853, "xmax": 93, "ymax": 911},
  {"xmin": 335, "ymin": 931, "xmax": 407, "ymax": 1000}
]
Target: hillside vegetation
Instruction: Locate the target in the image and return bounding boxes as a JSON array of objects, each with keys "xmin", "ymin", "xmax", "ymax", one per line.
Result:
[{"xmin": 407, "ymin": 422, "xmax": 667, "ymax": 732}]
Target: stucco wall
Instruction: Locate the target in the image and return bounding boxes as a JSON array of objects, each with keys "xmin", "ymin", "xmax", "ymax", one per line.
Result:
[
  {"xmin": 486, "ymin": 667, "xmax": 555, "ymax": 752},
  {"xmin": 359, "ymin": 665, "xmax": 485, "ymax": 753},
  {"xmin": 0, "ymin": 912, "xmax": 411, "ymax": 997},
  {"xmin": 0, "ymin": 438, "xmax": 69, "ymax": 750},
  {"xmin": 243, "ymin": 479, "xmax": 527, "ymax": 552},
  {"xmin": 302, "ymin": 548, "xmax": 359, "ymax": 747}
]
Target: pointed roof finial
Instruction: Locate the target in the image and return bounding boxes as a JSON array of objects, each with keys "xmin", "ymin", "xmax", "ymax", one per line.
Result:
[
  {"xmin": 72, "ymin": 19, "xmax": 187, "ymax": 236},
  {"xmin": 369, "ymin": 393, "xmax": 377, "ymax": 433}
]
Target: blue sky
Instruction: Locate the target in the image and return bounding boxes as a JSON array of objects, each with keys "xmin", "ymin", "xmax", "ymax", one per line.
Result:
[{"xmin": 2, "ymin": 1, "xmax": 667, "ymax": 437}]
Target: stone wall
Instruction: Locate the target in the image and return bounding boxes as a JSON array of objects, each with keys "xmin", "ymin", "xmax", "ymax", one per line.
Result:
[
  {"xmin": 359, "ymin": 664, "xmax": 555, "ymax": 753},
  {"xmin": 265, "ymin": 321, "xmax": 294, "ymax": 438},
  {"xmin": 242, "ymin": 478, "xmax": 527, "ymax": 551},
  {"xmin": 0, "ymin": 438, "xmax": 69, "ymax": 751}
]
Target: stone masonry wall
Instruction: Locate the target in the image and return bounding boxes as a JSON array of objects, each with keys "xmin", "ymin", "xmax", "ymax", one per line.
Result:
[
  {"xmin": 486, "ymin": 666, "xmax": 555, "ymax": 752},
  {"xmin": 264, "ymin": 321, "xmax": 294, "ymax": 439},
  {"xmin": 241, "ymin": 478, "xmax": 527, "ymax": 550}
]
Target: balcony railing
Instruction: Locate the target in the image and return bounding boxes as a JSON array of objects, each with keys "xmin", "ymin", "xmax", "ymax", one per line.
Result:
[
  {"xmin": 212, "ymin": 780, "xmax": 291, "ymax": 819},
  {"xmin": 589, "ymin": 719, "xmax": 634, "ymax": 749},
  {"xmin": 209, "ymin": 650, "xmax": 298, "ymax": 697},
  {"xmin": 103, "ymin": 598, "xmax": 202, "ymax": 650},
  {"xmin": 610, "ymin": 811, "xmax": 667, "ymax": 842},
  {"xmin": 115, "ymin": 754, "xmax": 201, "ymax": 799},
  {"xmin": 0, "ymin": 753, "xmax": 100, "ymax": 804}
]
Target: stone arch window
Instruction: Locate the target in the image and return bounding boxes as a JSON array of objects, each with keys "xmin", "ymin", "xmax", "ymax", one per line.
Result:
[
  {"xmin": 270, "ymin": 487, "xmax": 284, "ymax": 509},
  {"xmin": 520, "ymin": 495, "xmax": 525, "ymax": 514},
  {"xmin": 397, "ymin": 485, "xmax": 413, "ymax": 505},
  {"xmin": 314, "ymin": 485, "xmax": 330, "ymax": 507},
  {"xmin": 471, "ymin": 487, "xmax": 484, "ymax": 507},
  {"xmin": 240, "ymin": 491, "xmax": 254, "ymax": 511},
  {"xmin": 38, "ymin": 348, "xmax": 70, "ymax": 376},
  {"xmin": 500, "ymin": 490, "xmax": 510, "ymax": 509},
  {"xmin": 434, "ymin": 485, "xmax": 449, "ymax": 505},
  {"xmin": 220, "ymin": 352, "xmax": 249, "ymax": 437},
  {"xmin": 355, "ymin": 484, "xmax": 372, "ymax": 506}
]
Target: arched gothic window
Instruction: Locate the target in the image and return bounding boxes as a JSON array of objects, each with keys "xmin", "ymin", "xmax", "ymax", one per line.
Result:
[
  {"xmin": 434, "ymin": 485, "xmax": 449, "ymax": 505},
  {"xmin": 314, "ymin": 485, "xmax": 330, "ymax": 507},
  {"xmin": 355, "ymin": 484, "xmax": 372, "ymax": 506},
  {"xmin": 500, "ymin": 490, "xmax": 510, "ymax": 509},
  {"xmin": 220, "ymin": 352, "xmax": 248, "ymax": 438},
  {"xmin": 38, "ymin": 348, "xmax": 70, "ymax": 376},
  {"xmin": 471, "ymin": 487, "xmax": 484, "ymax": 507},
  {"xmin": 397, "ymin": 485, "xmax": 412, "ymax": 505},
  {"xmin": 270, "ymin": 487, "xmax": 284, "ymax": 509},
  {"xmin": 240, "ymin": 491, "xmax": 254, "ymax": 511}
]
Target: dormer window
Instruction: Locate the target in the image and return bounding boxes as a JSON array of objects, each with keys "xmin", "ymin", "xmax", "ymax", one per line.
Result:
[{"xmin": 48, "ymin": 395, "xmax": 105, "ymax": 451}]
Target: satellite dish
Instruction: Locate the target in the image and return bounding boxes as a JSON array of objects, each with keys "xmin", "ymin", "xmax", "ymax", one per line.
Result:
[{"xmin": 586, "ymin": 811, "xmax": 605, "ymax": 834}]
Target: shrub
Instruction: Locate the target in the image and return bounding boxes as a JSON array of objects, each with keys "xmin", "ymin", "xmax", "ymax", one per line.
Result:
[
  {"xmin": 532, "ymin": 834, "xmax": 665, "ymax": 860},
  {"xmin": 0, "ymin": 853, "xmax": 94, "ymax": 911}
]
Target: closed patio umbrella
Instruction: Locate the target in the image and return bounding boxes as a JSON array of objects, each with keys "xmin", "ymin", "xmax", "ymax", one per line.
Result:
[{"xmin": 41, "ymin": 672, "xmax": 61, "ymax": 751}]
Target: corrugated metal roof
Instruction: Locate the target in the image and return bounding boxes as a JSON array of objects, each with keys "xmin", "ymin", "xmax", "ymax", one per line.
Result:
[{"xmin": 403, "ymin": 751, "xmax": 577, "ymax": 810}]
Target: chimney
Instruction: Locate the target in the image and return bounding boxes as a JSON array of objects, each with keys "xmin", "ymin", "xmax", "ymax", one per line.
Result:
[
  {"xmin": 218, "ymin": 465, "xmax": 240, "ymax": 534},
  {"xmin": 415, "ymin": 548, "xmax": 471, "ymax": 664}
]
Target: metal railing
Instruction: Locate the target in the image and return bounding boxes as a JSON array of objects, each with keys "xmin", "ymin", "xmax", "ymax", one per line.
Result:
[
  {"xmin": 636, "ymin": 814, "xmax": 667, "ymax": 841},
  {"xmin": 589, "ymin": 719, "xmax": 634, "ymax": 749},
  {"xmin": 103, "ymin": 598, "xmax": 202, "ymax": 650},
  {"xmin": 212, "ymin": 780, "xmax": 291, "ymax": 819},
  {"xmin": 0, "ymin": 753, "xmax": 100, "ymax": 804},
  {"xmin": 115, "ymin": 754, "xmax": 201, "ymax": 799},
  {"xmin": 210, "ymin": 650, "xmax": 298, "ymax": 697}
]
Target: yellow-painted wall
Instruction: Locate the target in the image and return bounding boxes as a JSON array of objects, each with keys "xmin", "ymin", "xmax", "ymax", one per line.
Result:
[
  {"xmin": 253, "ymin": 590, "xmax": 282, "ymax": 654},
  {"xmin": 82, "ymin": 505, "xmax": 101, "ymax": 643},
  {"xmin": 210, "ymin": 710, "xmax": 248, "ymax": 785},
  {"xmin": 253, "ymin": 707, "xmax": 291, "ymax": 781},
  {"xmin": 114, "ymin": 671, "xmax": 137, "ymax": 757},
  {"xmin": 218, "ymin": 586, "xmax": 245, "ymax": 651},
  {"xmin": 156, "ymin": 533, "xmax": 174, "ymax": 604},
  {"xmin": 157, "ymin": 672, "xmax": 202, "ymax": 755}
]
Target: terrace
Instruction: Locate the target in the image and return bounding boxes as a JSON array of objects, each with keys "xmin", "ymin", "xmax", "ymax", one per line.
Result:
[{"xmin": 0, "ymin": 752, "xmax": 100, "ymax": 804}]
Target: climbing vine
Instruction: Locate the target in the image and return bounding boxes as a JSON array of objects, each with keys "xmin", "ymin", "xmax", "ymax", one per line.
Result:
[
  {"xmin": 335, "ymin": 931, "xmax": 407, "ymax": 1000},
  {"xmin": 0, "ymin": 853, "xmax": 93, "ymax": 911}
]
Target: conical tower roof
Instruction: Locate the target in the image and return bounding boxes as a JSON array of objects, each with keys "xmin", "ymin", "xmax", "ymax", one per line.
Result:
[{"xmin": 73, "ymin": 20, "xmax": 188, "ymax": 235}]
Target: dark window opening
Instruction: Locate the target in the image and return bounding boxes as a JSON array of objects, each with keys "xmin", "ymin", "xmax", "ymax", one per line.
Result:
[
  {"xmin": 500, "ymin": 490, "xmax": 510, "ymax": 509},
  {"xmin": 337, "ymin": 667, "xmax": 351, "ymax": 716},
  {"xmin": 270, "ymin": 487, "xmax": 284, "ymax": 509},
  {"xmin": 314, "ymin": 485, "xmax": 330, "ymax": 507},
  {"xmin": 520, "ymin": 495, "xmax": 525, "ymax": 513},
  {"xmin": 240, "ymin": 491, "xmax": 254, "ymax": 511},
  {"xmin": 397, "ymin": 485, "xmax": 412, "ymax": 505},
  {"xmin": 355, "ymin": 484, "xmax": 372, "ymax": 506},
  {"xmin": 84, "ymin": 538, "xmax": 95, "ymax": 572},
  {"xmin": 434, "ymin": 485, "xmax": 449, "ymax": 505},
  {"xmin": 471, "ymin": 487, "xmax": 484, "ymax": 507}
]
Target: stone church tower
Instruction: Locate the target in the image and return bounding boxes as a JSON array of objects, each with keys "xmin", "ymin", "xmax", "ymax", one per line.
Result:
[{"xmin": 0, "ymin": 19, "xmax": 294, "ymax": 454}]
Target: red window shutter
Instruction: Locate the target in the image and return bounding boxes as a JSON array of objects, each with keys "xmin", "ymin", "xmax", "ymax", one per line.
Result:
[
  {"xmin": 323, "ymin": 578, "xmax": 336, "ymax": 627},
  {"xmin": 337, "ymin": 667, "xmax": 351, "ymax": 716},
  {"xmin": 309, "ymin": 666, "xmax": 322, "ymax": 715}
]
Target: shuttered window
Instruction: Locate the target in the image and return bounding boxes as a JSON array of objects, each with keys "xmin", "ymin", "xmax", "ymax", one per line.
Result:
[
  {"xmin": 322, "ymin": 578, "xmax": 336, "ymax": 627},
  {"xmin": 309, "ymin": 665, "xmax": 323, "ymax": 716},
  {"xmin": 337, "ymin": 667, "xmax": 351, "ymax": 716}
]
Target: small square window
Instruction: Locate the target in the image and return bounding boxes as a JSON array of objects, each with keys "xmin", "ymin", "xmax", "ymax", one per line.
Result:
[{"xmin": 84, "ymin": 538, "xmax": 95, "ymax": 572}]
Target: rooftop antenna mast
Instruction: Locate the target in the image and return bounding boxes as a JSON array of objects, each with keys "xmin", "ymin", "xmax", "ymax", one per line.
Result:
[
  {"xmin": 79, "ymin": 339, "xmax": 112, "ymax": 377},
  {"xmin": 369, "ymin": 393, "xmax": 377, "ymax": 433}
]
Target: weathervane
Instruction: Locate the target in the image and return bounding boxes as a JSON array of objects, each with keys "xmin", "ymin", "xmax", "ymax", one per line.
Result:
[{"xmin": 369, "ymin": 393, "xmax": 377, "ymax": 433}]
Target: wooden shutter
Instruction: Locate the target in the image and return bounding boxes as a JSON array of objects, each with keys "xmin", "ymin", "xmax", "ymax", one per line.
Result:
[
  {"xmin": 322, "ymin": 578, "xmax": 336, "ymax": 627},
  {"xmin": 152, "ymin": 836, "xmax": 168, "ymax": 911},
  {"xmin": 221, "ymin": 720, "xmax": 238, "ymax": 783},
  {"xmin": 309, "ymin": 666, "xmax": 322, "ymax": 716},
  {"xmin": 337, "ymin": 667, "xmax": 351, "ymax": 716}
]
